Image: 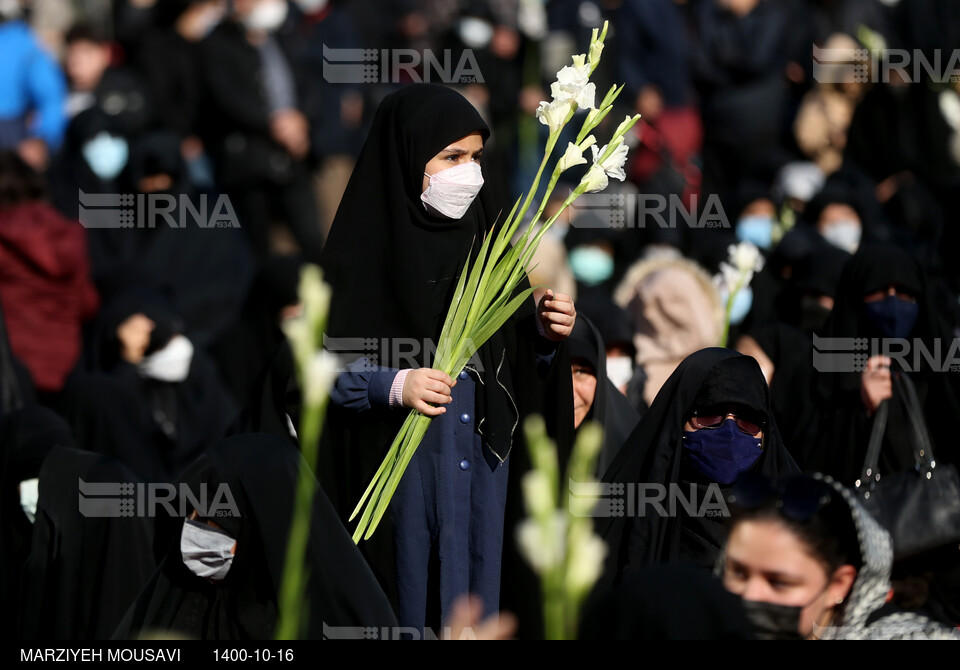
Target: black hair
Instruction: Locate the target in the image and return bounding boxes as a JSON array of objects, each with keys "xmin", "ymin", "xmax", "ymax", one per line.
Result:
[
  {"xmin": 0, "ymin": 152, "xmax": 46, "ymax": 210},
  {"xmin": 728, "ymin": 480, "xmax": 863, "ymax": 577},
  {"xmin": 65, "ymin": 23, "xmax": 110, "ymax": 46}
]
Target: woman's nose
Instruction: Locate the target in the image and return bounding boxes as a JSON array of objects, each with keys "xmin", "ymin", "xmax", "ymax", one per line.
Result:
[{"xmin": 741, "ymin": 577, "xmax": 771, "ymax": 602}]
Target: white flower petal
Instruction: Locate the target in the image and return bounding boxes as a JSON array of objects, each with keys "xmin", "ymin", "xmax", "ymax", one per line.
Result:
[{"xmin": 575, "ymin": 82, "xmax": 596, "ymax": 110}]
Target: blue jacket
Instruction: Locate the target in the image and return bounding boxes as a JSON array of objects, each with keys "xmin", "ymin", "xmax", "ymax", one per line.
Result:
[{"xmin": 0, "ymin": 20, "xmax": 68, "ymax": 150}]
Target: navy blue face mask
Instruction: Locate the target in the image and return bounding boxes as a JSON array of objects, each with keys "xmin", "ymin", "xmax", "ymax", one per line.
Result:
[
  {"xmin": 682, "ymin": 419, "xmax": 763, "ymax": 486},
  {"xmin": 863, "ymin": 295, "xmax": 919, "ymax": 339}
]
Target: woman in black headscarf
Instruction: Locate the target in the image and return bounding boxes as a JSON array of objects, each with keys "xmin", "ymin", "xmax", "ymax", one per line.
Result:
[
  {"xmin": 318, "ymin": 83, "xmax": 575, "ymax": 632},
  {"xmin": 782, "ymin": 237, "xmax": 851, "ymax": 335},
  {"xmin": 63, "ymin": 287, "xmax": 240, "ymax": 482},
  {"xmin": 810, "ymin": 244, "xmax": 960, "ymax": 628},
  {"xmin": 809, "ymin": 243, "xmax": 960, "ymax": 484},
  {"xmin": 566, "ymin": 316, "xmax": 641, "ymax": 476},
  {"xmin": 0, "ymin": 406, "xmax": 72, "ymax": 637},
  {"xmin": 20, "ymin": 447, "xmax": 156, "ymax": 640},
  {"xmin": 596, "ymin": 348, "xmax": 799, "ymax": 587},
  {"xmin": 114, "ymin": 433, "xmax": 397, "ymax": 639}
]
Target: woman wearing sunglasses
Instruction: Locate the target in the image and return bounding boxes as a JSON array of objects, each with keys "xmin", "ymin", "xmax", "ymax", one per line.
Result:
[
  {"xmin": 721, "ymin": 472, "xmax": 959, "ymax": 640},
  {"xmin": 595, "ymin": 348, "xmax": 800, "ymax": 590}
]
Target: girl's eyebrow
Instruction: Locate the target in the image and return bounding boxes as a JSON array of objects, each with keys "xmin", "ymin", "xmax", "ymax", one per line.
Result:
[{"xmin": 441, "ymin": 147, "xmax": 484, "ymax": 156}]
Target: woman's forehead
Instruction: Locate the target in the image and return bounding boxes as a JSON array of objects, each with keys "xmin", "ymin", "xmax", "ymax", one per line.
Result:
[{"xmin": 438, "ymin": 131, "xmax": 484, "ymax": 153}]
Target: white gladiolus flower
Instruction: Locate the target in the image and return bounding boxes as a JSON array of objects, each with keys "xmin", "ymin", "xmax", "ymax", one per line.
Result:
[
  {"xmin": 303, "ymin": 350, "xmax": 338, "ymax": 406},
  {"xmin": 556, "ymin": 142, "xmax": 588, "ymax": 173},
  {"xmin": 556, "ymin": 136, "xmax": 596, "ymax": 173},
  {"xmin": 565, "ymin": 523, "xmax": 607, "ymax": 594},
  {"xmin": 522, "ymin": 470, "xmax": 556, "ymax": 519},
  {"xmin": 718, "ymin": 241, "xmax": 764, "ymax": 293},
  {"xmin": 536, "ymin": 53, "xmax": 597, "ymax": 133},
  {"xmin": 730, "ymin": 241, "xmax": 764, "ymax": 275},
  {"xmin": 718, "ymin": 262, "xmax": 741, "ymax": 294},
  {"xmin": 536, "ymin": 98, "xmax": 574, "ymax": 134},
  {"xmin": 581, "ymin": 139, "xmax": 629, "ymax": 193},
  {"xmin": 555, "ymin": 55, "xmax": 596, "ymax": 111},
  {"xmin": 517, "ymin": 512, "xmax": 566, "ymax": 573}
]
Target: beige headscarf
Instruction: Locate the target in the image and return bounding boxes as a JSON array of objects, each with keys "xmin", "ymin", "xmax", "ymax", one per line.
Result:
[{"xmin": 614, "ymin": 254, "xmax": 723, "ymax": 406}]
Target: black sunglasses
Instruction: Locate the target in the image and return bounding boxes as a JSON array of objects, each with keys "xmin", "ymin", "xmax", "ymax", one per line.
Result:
[
  {"xmin": 726, "ymin": 472, "xmax": 835, "ymax": 521},
  {"xmin": 690, "ymin": 409, "xmax": 766, "ymax": 436}
]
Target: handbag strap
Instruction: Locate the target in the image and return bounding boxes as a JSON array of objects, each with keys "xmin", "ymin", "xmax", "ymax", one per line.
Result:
[
  {"xmin": 892, "ymin": 372, "xmax": 937, "ymax": 473},
  {"xmin": 858, "ymin": 398, "xmax": 888, "ymax": 491}
]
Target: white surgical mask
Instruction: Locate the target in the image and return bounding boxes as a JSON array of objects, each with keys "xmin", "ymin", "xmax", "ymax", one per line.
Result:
[
  {"xmin": 19, "ymin": 478, "xmax": 39, "ymax": 524},
  {"xmin": 138, "ymin": 335, "xmax": 194, "ymax": 383},
  {"xmin": 421, "ymin": 161, "xmax": 484, "ymax": 220},
  {"xmin": 457, "ymin": 17, "xmax": 494, "ymax": 48},
  {"xmin": 180, "ymin": 518, "xmax": 236, "ymax": 581},
  {"xmin": 606, "ymin": 356, "xmax": 634, "ymax": 390},
  {"xmin": 243, "ymin": 0, "xmax": 288, "ymax": 33},
  {"xmin": 821, "ymin": 220, "xmax": 861, "ymax": 254}
]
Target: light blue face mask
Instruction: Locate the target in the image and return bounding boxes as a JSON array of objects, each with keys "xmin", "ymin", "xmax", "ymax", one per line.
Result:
[
  {"xmin": 568, "ymin": 245, "xmax": 614, "ymax": 285},
  {"xmin": 736, "ymin": 215, "xmax": 775, "ymax": 250},
  {"xmin": 729, "ymin": 285, "xmax": 754, "ymax": 326},
  {"xmin": 81, "ymin": 132, "xmax": 129, "ymax": 181}
]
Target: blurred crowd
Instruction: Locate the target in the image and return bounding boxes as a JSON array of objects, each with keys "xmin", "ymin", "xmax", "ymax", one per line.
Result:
[{"xmin": 2, "ymin": 0, "xmax": 960, "ymax": 641}]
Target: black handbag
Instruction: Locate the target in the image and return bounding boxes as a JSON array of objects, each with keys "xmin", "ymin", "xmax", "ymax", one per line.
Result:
[{"xmin": 855, "ymin": 372, "xmax": 960, "ymax": 560}]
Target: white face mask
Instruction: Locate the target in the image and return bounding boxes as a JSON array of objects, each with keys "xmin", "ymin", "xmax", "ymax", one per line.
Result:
[
  {"xmin": 821, "ymin": 220, "xmax": 861, "ymax": 254},
  {"xmin": 19, "ymin": 478, "xmax": 39, "ymax": 524},
  {"xmin": 606, "ymin": 355, "xmax": 634, "ymax": 390},
  {"xmin": 243, "ymin": 0, "xmax": 288, "ymax": 33},
  {"xmin": 138, "ymin": 335, "xmax": 194, "ymax": 383},
  {"xmin": 421, "ymin": 161, "xmax": 484, "ymax": 220},
  {"xmin": 180, "ymin": 519, "xmax": 236, "ymax": 581}
]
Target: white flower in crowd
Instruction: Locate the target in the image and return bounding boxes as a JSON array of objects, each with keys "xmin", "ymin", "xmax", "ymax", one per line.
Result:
[
  {"xmin": 517, "ymin": 511, "xmax": 567, "ymax": 572},
  {"xmin": 303, "ymin": 350, "xmax": 338, "ymax": 406},
  {"xmin": 536, "ymin": 54, "xmax": 596, "ymax": 133},
  {"xmin": 535, "ymin": 98, "xmax": 572, "ymax": 135},
  {"xmin": 280, "ymin": 264, "xmax": 332, "ymax": 407},
  {"xmin": 581, "ymin": 138, "xmax": 629, "ymax": 193},
  {"xmin": 556, "ymin": 136, "xmax": 596, "ymax": 174},
  {"xmin": 522, "ymin": 469, "xmax": 557, "ymax": 520},
  {"xmin": 715, "ymin": 242, "xmax": 764, "ymax": 346},
  {"xmin": 555, "ymin": 54, "xmax": 596, "ymax": 110},
  {"xmin": 719, "ymin": 241, "xmax": 764, "ymax": 292},
  {"xmin": 565, "ymin": 522, "xmax": 607, "ymax": 594}
]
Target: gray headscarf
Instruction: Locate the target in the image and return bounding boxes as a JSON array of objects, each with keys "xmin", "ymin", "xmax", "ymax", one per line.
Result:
[{"xmin": 716, "ymin": 473, "xmax": 960, "ymax": 640}]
